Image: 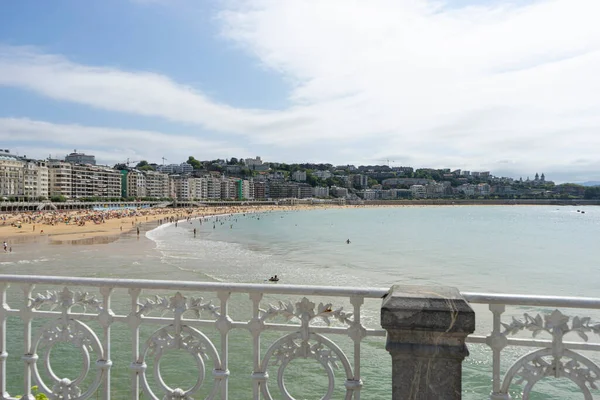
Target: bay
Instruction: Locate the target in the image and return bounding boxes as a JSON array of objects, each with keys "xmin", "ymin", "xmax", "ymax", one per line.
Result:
[{"xmin": 2, "ymin": 205, "xmax": 599, "ymax": 399}]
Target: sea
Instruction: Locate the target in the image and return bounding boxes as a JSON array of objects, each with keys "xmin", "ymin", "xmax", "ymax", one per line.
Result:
[{"xmin": 1, "ymin": 205, "xmax": 599, "ymax": 399}]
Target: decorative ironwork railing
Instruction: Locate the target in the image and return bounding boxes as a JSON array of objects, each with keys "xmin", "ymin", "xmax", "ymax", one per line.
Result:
[
  {"xmin": 1, "ymin": 274, "xmax": 599, "ymax": 399},
  {"xmin": 0, "ymin": 275, "xmax": 387, "ymax": 400},
  {"xmin": 463, "ymin": 292, "xmax": 600, "ymax": 400}
]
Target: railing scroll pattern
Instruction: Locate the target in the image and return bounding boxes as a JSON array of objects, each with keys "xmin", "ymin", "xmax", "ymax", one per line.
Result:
[
  {"xmin": 464, "ymin": 293, "xmax": 600, "ymax": 400},
  {"xmin": 0, "ymin": 275, "xmax": 385, "ymax": 400}
]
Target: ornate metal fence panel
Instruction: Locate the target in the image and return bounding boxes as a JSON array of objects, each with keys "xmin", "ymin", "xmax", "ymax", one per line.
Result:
[
  {"xmin": 463, "ymin": 292, "xmax": 600, "ymax": 400},
  {"xmin": 0, "ymin": 275, "xmax": 386, "ymax": 400}
]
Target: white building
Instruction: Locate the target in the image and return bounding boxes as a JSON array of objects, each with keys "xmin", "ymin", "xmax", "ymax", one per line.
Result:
[
  {"xmin": 71, "ymin": 164, "xmax": 121, "ymax": 199},
  {"xmin": 313, "ymin": 186, "xmax": 329, "ymax": 198},
  {"xmin": 190, "ymin": 177, "xmax": 207, "ymax": 200},
  {"xmin": 156, "ymin": 162, "xmax": 194, "ymax": 175},
  {"xmin": 144, "ymin": 171, "xmax": 170, "ymax": 199},
  {"xmin": 65, "ymin": 151, "xmax": 96, "ymax": 166},
  {"xmin": 220, "ymin": 177, "xmax": 238, "ymax": 200},
  {"xmin": 330, "ymin": 186, "xmax": 348, "ymax": 198},
  {"xmin": 0, "ymin": 151, "xmax": 25, "ymax": 198},
  {"xmin": 359, "ymin": 189, "xmax": 378, "ymax": 200},
  {"xmin": 410, "ymin": 185, "xmax": 426, "ymax": 198},
  {"xmin": 457, "ymin": 184, "xmax": 475, "ymax": 196},
  {"xmin": 205, "ymin": 176, "xmax": 222, "ymax": 199},
  {"xmin": 179, "ymin": 162, "xmax": 194, "ymax": 174},
  {"xmin": 48, "ymin": 160, "xmax": 73, "ymax": 198},
  {"xmin": 313, "ymin": 170, "xmax": 333, "ymax": 179},
  {"xmin": 172, "ymin": 176, "xmax": 192, "ymax": 200},
  {"xmin": 24, "ymin": 160, "xmax": 49, "ymax": 199},
  {"xmin": 425, "ymin": 183, "xmax": 445, "ymax": 198},
  {"xmin": 125, "ymin": 170, "xmax": 146, "ymax": 198},
  {"xmin": 239, "ymin": 179, "xmax": 252, "ymax": 200},
  {"xmin": 291, "ymin": 170, "xmax": 307, "ymax": 182},
  {"xmin": 244, "ymin": 156, "xmax": 263, "ymax": 167}
]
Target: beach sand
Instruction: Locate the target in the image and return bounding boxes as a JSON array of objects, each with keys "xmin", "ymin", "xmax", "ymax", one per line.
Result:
[{"xmin": 0, "ymin": 204, "xmax": 356, "ymax": 245}]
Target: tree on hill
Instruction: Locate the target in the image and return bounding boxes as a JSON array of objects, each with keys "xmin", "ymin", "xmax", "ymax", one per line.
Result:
[
  {"xmin": 187, "ymin": 156, "xmax": 202, "ymax": 169},
  {"xmin": 136, "ymin": 160, "xmax": 155, "ymax": 171}
]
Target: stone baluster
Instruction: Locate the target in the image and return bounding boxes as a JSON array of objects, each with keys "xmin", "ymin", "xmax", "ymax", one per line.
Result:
[{"xmin": 381, "ymin": 285, "xmax": 475, "ymax": 400}]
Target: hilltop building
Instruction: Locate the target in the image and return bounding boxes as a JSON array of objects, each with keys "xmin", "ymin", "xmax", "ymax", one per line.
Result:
[{"xmin": 65, "ymin": 151, "xmax": 96, "ymax": 166}]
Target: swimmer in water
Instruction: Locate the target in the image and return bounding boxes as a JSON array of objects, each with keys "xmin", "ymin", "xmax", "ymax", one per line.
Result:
[{"xmin": 346, "ymin": 239, "xmax": 351, "ymax": 244}]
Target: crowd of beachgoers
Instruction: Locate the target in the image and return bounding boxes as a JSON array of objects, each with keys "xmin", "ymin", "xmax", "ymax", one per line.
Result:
[
  {"xmin": 0, "ymin": 208, "xmax": 186, "ymax": 230},
  {"xmin": 0, "ymin": 204, "xmax": 336, "ymax": 244}
]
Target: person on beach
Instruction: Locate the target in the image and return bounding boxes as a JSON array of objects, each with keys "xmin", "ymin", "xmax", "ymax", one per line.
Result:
[
  {"xmin": 3, "ymin": 241, "xmax": 7, "ymax": 252},
  {"xmin": 193, "ymin": 228, "xmax": 196, "ymax": 237}
]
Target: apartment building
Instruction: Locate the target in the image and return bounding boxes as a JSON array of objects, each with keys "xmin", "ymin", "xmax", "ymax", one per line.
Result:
[
  {"xmin": 220, "ymin": 178, "xmax": 238, "ymax": 200},
  {"xmin": 48, "ymin": 160, "xmax": 73, "ymax": 198},
  {"xmin": 425, "ymin": 183, "xmax": 445, "ymax": 198},
  {"xmin": 190, "ymin": 177, "xmax": 207, "ymax": 200},
  {"xmin": 0, "ymin": 151, "xmax": 25, "ymax": 197},
  {"xmin": 237, "ymin": 179, "xmax": 253, "ymax": 200},
  {"xmin": 352, "ymin": 174, "xmax": 369, "ymax": 189},
  {"xmin": 156, "ymin": 162, "xmax": 193, "ymax": 175},
  {"xmin": 313, "ymin": 170, "xmax": 333, "ymax": 179},
  {"xmin": 71, "ymin": 164, "xmax": 121, "ymax": 198},
  {"xmin": 253, "ymin": 181, "xmax": 267, "ymax": 200},
  {"xmin": 205, "ymin": 176, "xmax": 222, "ymax": 199},
  {"xmin": 297, "ymin": 184, "xmax": 313, "ymax": 199},
  {"xmin": 172, "ymin": 175, "xmax": 192, "ymax": 200},
  {"xmin": 410, "ymin": 185, "xmax": 426, "ymax": 199},
  {"xmin": 313, "ymin": 186, "xmax": 329, "ymax": 198},
  {"xmin": 143, "ymin": 171, "xmax": 171, "ymax": 199},
  {"xmin": 291, "ymin": 170, "xmax": 307, "ymax": 182},
  {"xmin": 65, "ymin": 151, "xmax": 96, "ymax": 166},
  {"xmin": 122, "ymin": 170, "xmax": 147, "ymax": 198},
  {"xmin": 24, "ymin": 160, "xmax": 49, "ymax": 199},
  {"xmin": 330, "ymin": 186, "xmax": 348, "ymax": 198}
]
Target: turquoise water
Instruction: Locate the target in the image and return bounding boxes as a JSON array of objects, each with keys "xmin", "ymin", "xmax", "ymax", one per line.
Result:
[{"xmin": 1, "ymin": 205, "xmax": 600, "ymax": 398}]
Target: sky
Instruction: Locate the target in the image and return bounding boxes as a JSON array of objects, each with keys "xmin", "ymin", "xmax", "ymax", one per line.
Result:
[{"xmin": 1, "ymin": 0, "xmax": 599, "ymax": 183}]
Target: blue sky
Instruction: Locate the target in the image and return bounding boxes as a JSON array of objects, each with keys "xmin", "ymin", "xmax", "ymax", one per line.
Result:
[{"xmin": 1, "ymin": 0, "xmax": 599, "ymax": 182}]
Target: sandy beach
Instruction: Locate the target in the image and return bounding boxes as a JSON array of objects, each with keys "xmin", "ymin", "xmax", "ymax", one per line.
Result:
[
  {"xmin": 0, "ymin": 202, "xmax": 532, "ymax": 248},
  {"xmin": 0, "ymin": 204, "xmax": 356, "ymax": 246}
]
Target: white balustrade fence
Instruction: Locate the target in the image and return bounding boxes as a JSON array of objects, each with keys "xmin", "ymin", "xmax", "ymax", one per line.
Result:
[
  {"xmin": 0, "ymin": 275, "xmax": 387, "ymax": 400},
  {"xmin": 463, "ymin": 292, "xmax": 600, "ymax": 400},
  {"xmin": 1, "ymin": 274, "xmax": 599, "ymax": 399}
]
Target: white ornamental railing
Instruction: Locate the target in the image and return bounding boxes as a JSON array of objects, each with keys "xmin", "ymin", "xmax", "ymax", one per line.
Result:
[
  {"xmin": 463, "ymin": 292, "xmax": 600, "ymax": 400},
  {"xmin": 0, "ymin": 275, "xmax": 387, "ymax": 400},
  {"xmin": 1, "ymin": 275, "xmax": 599, "ymax": 399}
]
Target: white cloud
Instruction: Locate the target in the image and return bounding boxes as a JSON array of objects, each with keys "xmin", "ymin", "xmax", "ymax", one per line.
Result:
[
  {"xmin": 217, "ymin": 0, "xmax": 600, "ymax": 175},
  {"xmin": 1, "ymin": 0, "xmax": 600, "ymax": 180},
  {"xmin": 0, "ymin": 46, "xmax": 313, "ymax": 142},
  {"xmin": 0, "ymin": 118, "xmax": 243, "ymax": 165}
]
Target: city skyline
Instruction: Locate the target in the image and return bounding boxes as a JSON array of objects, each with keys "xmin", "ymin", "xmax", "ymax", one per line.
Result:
[{"xmin": 1, "ymin": 0, "xmax": 600, "ymax": 183}]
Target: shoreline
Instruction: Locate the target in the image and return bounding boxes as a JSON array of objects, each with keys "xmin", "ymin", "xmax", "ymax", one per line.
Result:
[
  {"xmin": 0, "ymin": 205, "xmax": 343, "ymax": 246},
  {"xmin": 0, "ymin": 202, "xmax": 593, "ymax": 247}
]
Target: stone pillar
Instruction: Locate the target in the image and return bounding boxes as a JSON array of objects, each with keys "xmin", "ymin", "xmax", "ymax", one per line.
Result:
[{"xmin": 381, "ymin": 285, "xmax": 475, "ymax": 400}]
